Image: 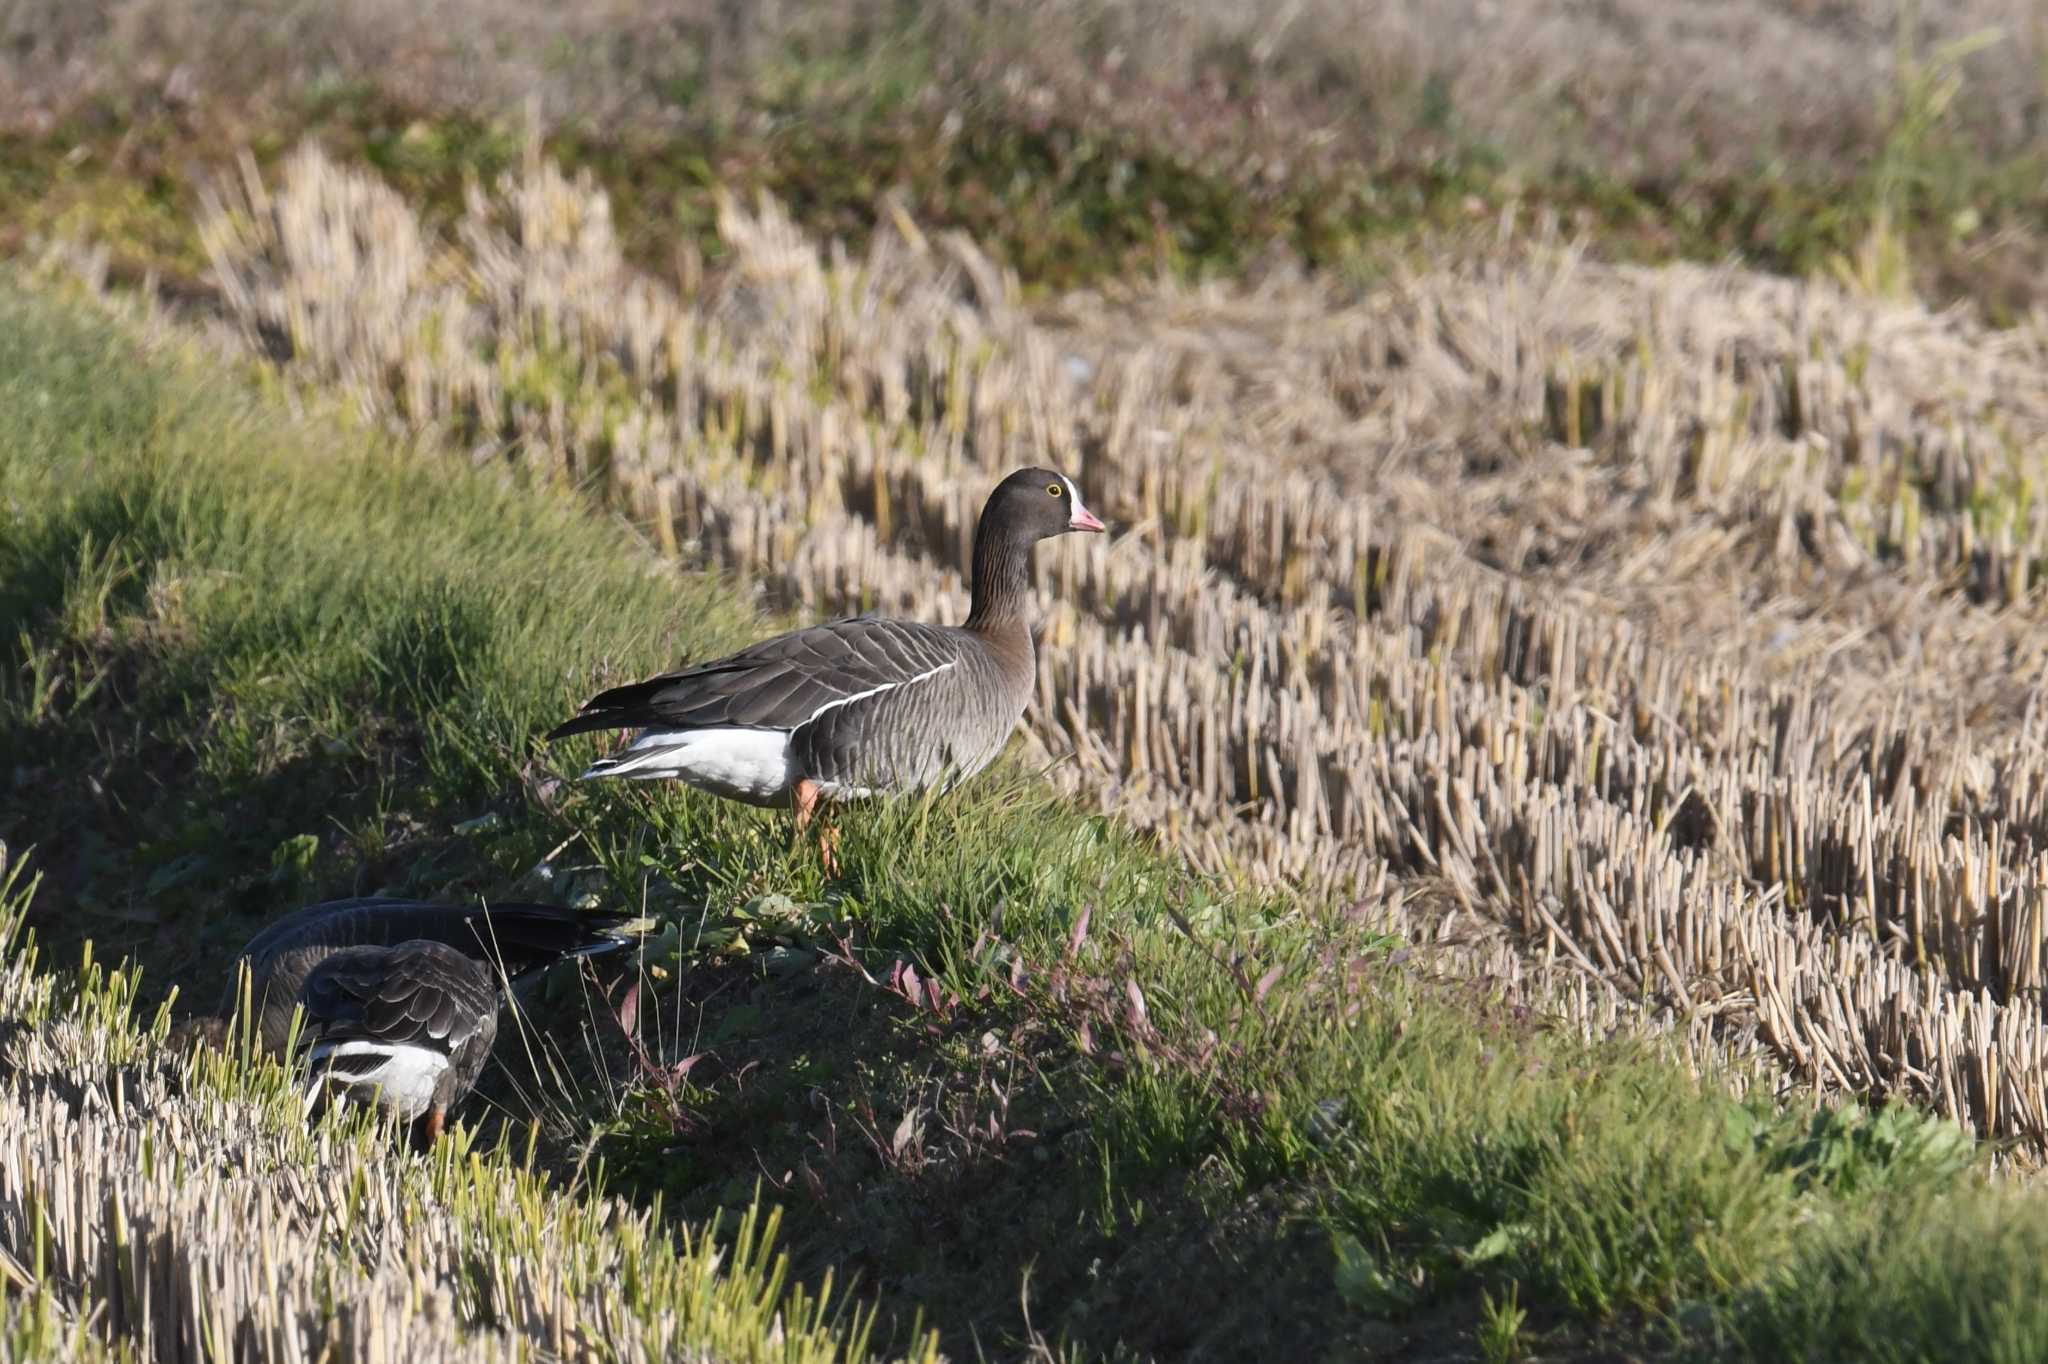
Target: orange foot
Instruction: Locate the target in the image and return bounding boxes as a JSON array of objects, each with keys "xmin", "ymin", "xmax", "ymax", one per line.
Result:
[{"xmin": 792, "ymin": 778, "xmax": 841, "ymax": 875}]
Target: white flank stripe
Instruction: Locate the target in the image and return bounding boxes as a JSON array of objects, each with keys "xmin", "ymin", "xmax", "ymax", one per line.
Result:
[
  {"xmin": 578, "ymin": 658, "xmax": 956, "ymax": 801},
  {"xmin": 800, "ymin": 659, "xmax": 957, "ymax": 726}
]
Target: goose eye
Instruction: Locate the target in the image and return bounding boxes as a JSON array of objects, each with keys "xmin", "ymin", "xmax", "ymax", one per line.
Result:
[{"xmin": 1047, "ymin": 483, "xmax": 1063, "ymax": 496}]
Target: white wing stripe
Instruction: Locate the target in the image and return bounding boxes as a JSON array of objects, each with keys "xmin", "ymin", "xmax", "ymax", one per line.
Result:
[{"xmin": 798, "ymin": 658, "xmax": 957, "ymax": 728}]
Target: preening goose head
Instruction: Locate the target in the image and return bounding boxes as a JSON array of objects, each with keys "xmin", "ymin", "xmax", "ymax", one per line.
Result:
[{"xmin": 167, "ymin": 898, "xmax": 636, "ymax": 1144}]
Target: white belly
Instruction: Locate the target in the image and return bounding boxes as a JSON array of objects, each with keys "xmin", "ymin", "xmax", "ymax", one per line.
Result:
[
  {"xmin": 582, "ymin": 728, "xmax": 794, "ymax": 804},
  {"xmin": 306, "ymin": 1041, "xmax": 450, "ymax": 1121}
]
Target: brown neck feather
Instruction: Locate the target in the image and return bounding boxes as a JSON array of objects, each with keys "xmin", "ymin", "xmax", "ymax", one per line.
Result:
[{"xmin": 965, "ymin": 517, "xmax": 1036, "ymax": 633}]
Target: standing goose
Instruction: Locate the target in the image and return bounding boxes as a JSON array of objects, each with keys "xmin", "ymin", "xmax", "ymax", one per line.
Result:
[
  {"xmin": 171, "ymin": 898, "xmax": 634, "ymax": 1142},
  {"xmin": 547, "ymin": 467, "xmax": 1106, "ymax": 861}
]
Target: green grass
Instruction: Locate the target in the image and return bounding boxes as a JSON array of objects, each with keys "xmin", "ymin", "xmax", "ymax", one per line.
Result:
[
  {"xmin": 0, "ymin": 281, "xmax": 751, "ymax": 996},
  {"xmin": 8, "ymin": 276, "xmax": 2048, "ymax": 1359},
  {"xmin": 1719, "ymin": 1186, "xmax": 2048, "ymax": 1362}
]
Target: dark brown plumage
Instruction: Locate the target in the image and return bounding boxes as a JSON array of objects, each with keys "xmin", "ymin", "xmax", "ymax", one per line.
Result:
[
  {"xmin": 171, "ymin": 898, "xmax": 633, "ymax": 1141},
  {"xmin": 546, "ymin": 467, "xmax": 1106, "ymax": 859}
]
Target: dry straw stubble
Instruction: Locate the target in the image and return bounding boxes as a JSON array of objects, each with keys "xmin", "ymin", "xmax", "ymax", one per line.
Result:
[
  {"xmin": 188, "ymin": 135, "xmax": 2048, "ymax": 1157},
  {"xmin": 0, "ymin": 851, "xmax": 917, "ymax": 1364}
]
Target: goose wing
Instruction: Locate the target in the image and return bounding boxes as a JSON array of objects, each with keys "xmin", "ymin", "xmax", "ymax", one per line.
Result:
[
  {"xmin": 240, "ymin": 898, "xmax": 632, "ymax": 987},
  {"xmin": 547, "ymin": 617, "xmax": 966, "ymax": 739},
  {"xmin": 299, "ymin": 941, "xmax": 498, "ymax": 1057},
  {"xmin": 298, "ymin": 941, "xmax": 500, "ymax": 1117}
]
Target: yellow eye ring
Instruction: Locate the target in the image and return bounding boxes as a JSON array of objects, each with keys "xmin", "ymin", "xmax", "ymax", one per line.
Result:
[{"xmin": 1047, "ymin": 483, "xmax": 1063, "ymax": 496}]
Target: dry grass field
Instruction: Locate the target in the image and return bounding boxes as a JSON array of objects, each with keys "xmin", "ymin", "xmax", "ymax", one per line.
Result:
[
  {"xmin": 12, "ymin": 2, "xmax": 2048, "ymax": 1360},
  {"xmin": 183, "ymin": 137, "xmax": 2048, "ymax": 1154}
]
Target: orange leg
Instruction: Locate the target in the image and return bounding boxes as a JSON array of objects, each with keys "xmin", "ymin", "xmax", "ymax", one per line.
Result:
[
  {"xmin": 792, "ymin": 779, "xmax": 840, "ymax": 874},
  {"xmin": 423, "ymin": 1106, "xmax": 446, "ymax": 1145}
]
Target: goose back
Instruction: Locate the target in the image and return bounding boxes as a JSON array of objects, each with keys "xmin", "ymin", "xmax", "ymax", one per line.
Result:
[
  {"xmin": 299, "ymin": 941, "xmax": 500, "ymax": 1122},
  {"xmin": 548, "ymin": 617, "xmax": 970, "ymax": 740},
  {"xmin": 789, "ymin": 622, "xmax": 1033, "ymax": 796},
  {"xmin": 233, "ymin": 897, "xmax": 628, "ymax": 1046},
  {"xmin": 559, "ymin": 618, "xmax": 1034, "ymax": 800}
]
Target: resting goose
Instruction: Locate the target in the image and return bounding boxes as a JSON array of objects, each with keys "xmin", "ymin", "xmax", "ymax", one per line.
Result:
[
  {"xmin": 170, "ymin": 898, "xmax": 633, "ymax": 1141},
  {"xmin": 547, "ymin": 466, "xmax": 1106, "ymax": 860}
]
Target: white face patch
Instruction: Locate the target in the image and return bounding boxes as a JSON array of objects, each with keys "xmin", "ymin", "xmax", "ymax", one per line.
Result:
[{"xmin": 1063, "ymin": 477, "xmax": 1105, "ymax": 532}]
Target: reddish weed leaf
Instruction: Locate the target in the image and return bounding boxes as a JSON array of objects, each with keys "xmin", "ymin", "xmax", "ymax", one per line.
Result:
[
  {"xmin": 1124, "ymin": 978, "xmax": 1150, "ymax": 1028},
  {"xmin": 670, "ymin": 1052, "xmax": 706, "ymax": 1083},
  {"xmin": 1254, "ymin": 963, "xmax": 1286, "ymax": 1005},
  {"xmin": 617, "ymin": 981, "xmax": 641, "ymax": 1037},
  {"xmin": 1067, "ymin": 904, "xmax": 1093, "ymax": 959}
]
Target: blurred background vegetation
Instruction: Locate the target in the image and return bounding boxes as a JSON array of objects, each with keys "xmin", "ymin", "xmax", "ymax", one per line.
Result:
[{"xmin": 4, "ymin": 0, "xmax": 2046, "ymax": 315}]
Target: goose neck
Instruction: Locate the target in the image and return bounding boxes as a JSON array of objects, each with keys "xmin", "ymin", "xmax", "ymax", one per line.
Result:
[{"xmin": 966, "ymin": 522, "xmax": 1035, "ymax": 632}]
